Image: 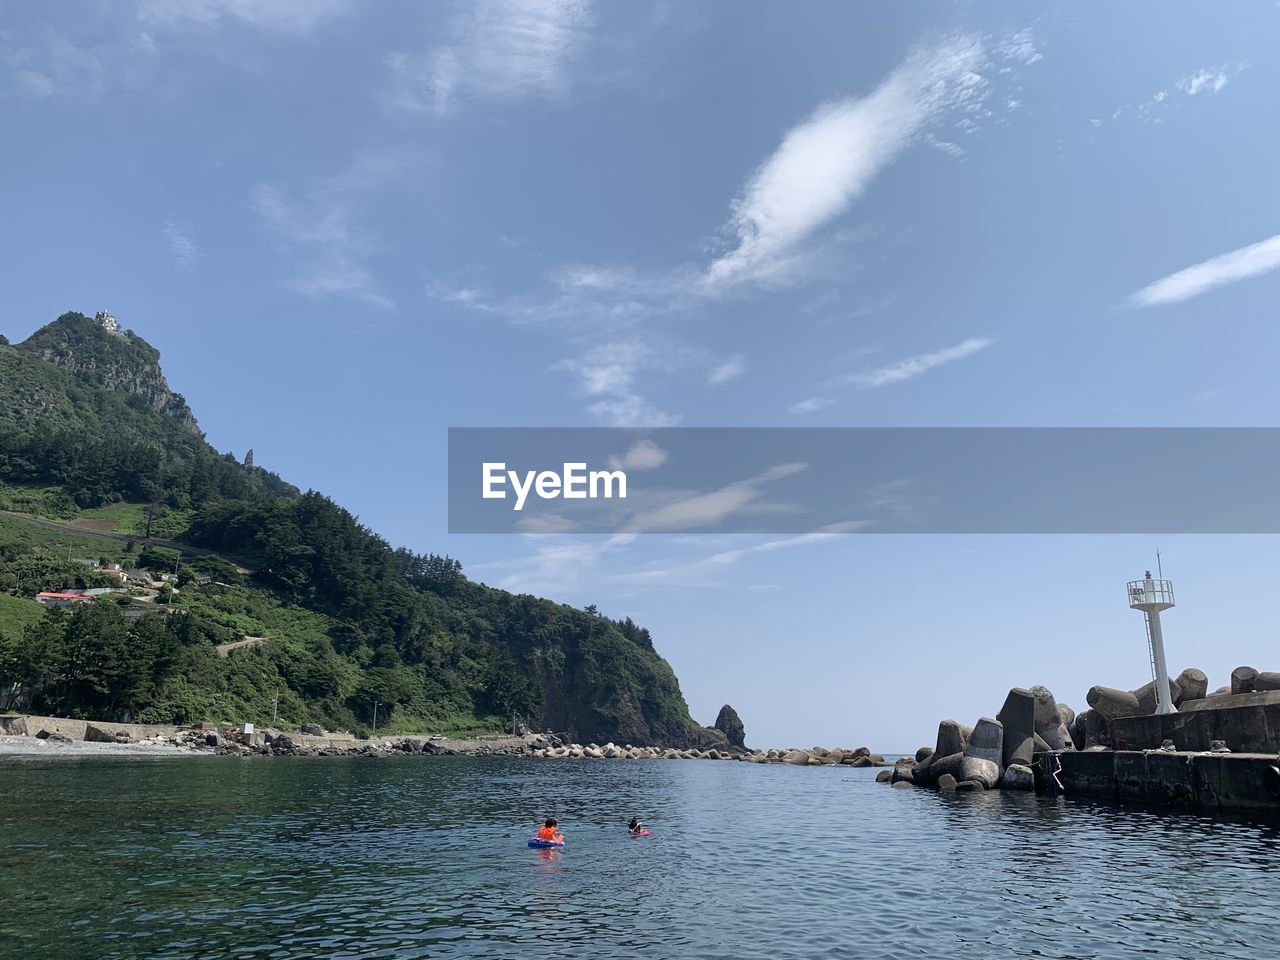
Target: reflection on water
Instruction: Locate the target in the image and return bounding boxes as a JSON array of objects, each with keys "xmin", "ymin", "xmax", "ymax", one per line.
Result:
[{"xmin": 1, "ymin": 756, "xmax": 1277, "ymax": 959}]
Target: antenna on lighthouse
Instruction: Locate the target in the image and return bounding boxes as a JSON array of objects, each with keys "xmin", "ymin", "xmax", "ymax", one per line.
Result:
[{"xmin": 1126, "ymin": 566, "xmax": 1177, "ymax": 715}]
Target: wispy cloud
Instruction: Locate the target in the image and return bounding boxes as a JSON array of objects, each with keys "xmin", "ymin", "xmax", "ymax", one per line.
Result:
[
  {"xmin": 0, "ymin": 24, "xmax": 107, "ymax": 100},
  {"xmin": 137, "ymin": 0, "xmax": 354, "ymax": 34},
  {"xmin": 555, "ymin": 340, "xmax": 683, "ymax": 427},
  {"xmin": 789, "ymin": 337, "xmax": 993, "ymax": 413},
  {"xmin": 706, "ymin": 522, "xmax": 869, "ymax": 564},
  {"xmin": 162, "ymin": 219, "xmax": 199, "ymax": 271},
  {"xmin": 840, "ymin": 337, "xmax": 993, "ymax": 388},
  {"xmin": 428, "ymin": 29, "xmax": 1034, "ymax": 422},
  {"xmin": 608, "ymin": 439, "xmax": 669, "ymax": 471},
  {"xmin": 251, "ymin": 183, "xmax": 394, "ymax": 309},
  {"xmin": 707, "ymin": 354, "xmax": 746, "ymax": 386},
  {"xmin": 622, "ymin": 463, "xmax": 807, "ymax": 533},
  {"xmin": 389, "ymin": 0, "xmax": 591, "ymax": 116},
  {"xmin": 1108, "ymin": 62, "xmax": 1248, "ymax": 126},
  {"xmin": 788, "ymin": 396, "xmax": 835, "ymax": 415},
  {"xmin": 1177, "ymin": 66, "xmax": 1236, "ymax": 97},
  {"xmin": 702, "ymin": 34, "xmax": 994, "ymax": 293},
  {"xmin": 472, "ymin": 533, "xmax": 635, "ymax": 595},
  {"xmin": 1128, "ymin": 233, "xmax": 1280, "ymax": 308}
]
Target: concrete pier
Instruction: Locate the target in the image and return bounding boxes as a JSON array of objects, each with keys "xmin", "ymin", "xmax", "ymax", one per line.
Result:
[
  {"xmin": 1109, "ymin": 693, "xmax": 1280, "ymax": 753},
  {"xmin": 1057, "ymin": 750, "xmax": 1280, "ymax": 812}
]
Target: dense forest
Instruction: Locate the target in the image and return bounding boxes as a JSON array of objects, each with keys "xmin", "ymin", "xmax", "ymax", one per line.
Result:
[{"xmin": 0, "ymin": 313, "xmax": 722, "ymax": 746}]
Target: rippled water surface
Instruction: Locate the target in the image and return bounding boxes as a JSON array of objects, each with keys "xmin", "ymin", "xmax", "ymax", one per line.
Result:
[{"xmin": 2, "ymin": 755, "xmax": 1278, "ymax": 959}]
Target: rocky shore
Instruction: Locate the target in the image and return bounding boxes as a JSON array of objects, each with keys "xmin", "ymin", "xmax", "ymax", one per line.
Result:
[
  {"xmin": 531, "ymin": 742, "xmax": 891, "ymax": 765},
  {"xmin": 0, "ymin": 714, "xmax": 891, "ymax": 766}
]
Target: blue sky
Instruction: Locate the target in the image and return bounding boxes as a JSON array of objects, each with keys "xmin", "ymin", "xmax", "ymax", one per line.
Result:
[{"xmin": 4, "ymin": 2, "xmax": 1280, "ymax": 749}]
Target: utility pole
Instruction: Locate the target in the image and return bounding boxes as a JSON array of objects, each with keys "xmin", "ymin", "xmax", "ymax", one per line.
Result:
[
  {"xmin": 371, "ymin": 700, "xmax": 379, "ymax": 738},
  {"xmin": 272, "ymin": 683, "xmax": 279, "ymax": 724}
]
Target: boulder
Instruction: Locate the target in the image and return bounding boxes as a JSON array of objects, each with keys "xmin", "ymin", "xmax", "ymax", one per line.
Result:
[
  {"xmin": 996, "ymin": 688, "xmax": 1036, "ymax": 768},
  {"xmin": 937, "ymin": 773, "xmax": 958, "ymax": 790},
  {"xmin": 1254, "ymin": 671, "xmax": 1280, "ymax": 693},
  {"xmin": 1030, "ymin": 686, "xmax": 1073, "ymax": 750},
  {"xmin": 1069, "ymin": 710, "xmax": 1089, "ymax": 751},
  {"xmin": 1001, "ymin": 764, "xmax": 1034, "ymax": 791},
  {"xmin": 36, "ymin": 730, "xmax": 73, "ymax": 743},
  {"xmin": 965, "ymin": 718, "xmax": 1004, "ymax": 766},
  {"xmin": 301, "ymin": 723, "xmax": 326, "ymax": 736},
  {"xmin": 1057, "ymin": 702, "xmax": 1075, "ymax": 729},
  {"xmin": 891, "ymin": 780, "xmax": 914, "ymax": 789},
  {"xmin": 84, "ymin": 724, "xmax": 117, "ymax": 743},
  {"xmin": 1174, "ymin": 668, "xmax": 1209, "ymax": 704},
  {"xmin": 1087, "ymin": 685, "xmax": 1141, "ymax": 721},
  {"xmin": 1231, "ymin": 666, "xmax": 1258, "ymax": 695},
  {"xmin": 851, "ymin": 746, "xmax": 871, "ymax": 758},
  {"xmin": 959, "ymin": 756, "xmax": 1000, "ymax": 789},
  {"xmin": 784, "ymin": 749, "xmax": 811, "ymax": 766},
  {"xmin": 955, "ymin": 780, "xmax": 986, "ymax": 792},
  {"xmin": 914, "ymin": 746, "xmax": 934, "ymax": 763},
  {"xmin": 891, "ymin": 757, "xmax": 916, "ymax": 784},
  {"xmin": 934, "ymin": 720, "xmax": 972, "ymax": 758},
  {"xmin": 875, "ymin": 770, "xmax": 893, "ymax": 783},
  {"xmin": 1131, "ymin": 677, "xmax": 1182, "ymax": 716},
  {"xmin": 929, "ymin": 752, "xmax": 964, "ymax": 783}
]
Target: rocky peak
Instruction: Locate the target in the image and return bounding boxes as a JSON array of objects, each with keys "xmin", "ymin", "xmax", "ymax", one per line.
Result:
[
  {"xmin": 18, "ymin": 312, "xmax": 199, "ymax": 432},
  {"xmin": 714, "ymin": 703, "xmax": 746, "ymax": 749}
]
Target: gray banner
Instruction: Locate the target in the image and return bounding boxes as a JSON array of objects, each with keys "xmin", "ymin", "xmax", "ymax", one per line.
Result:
[{"xmin": 447, "ymin": 428, "xmax": 1280, "ymax": 534}]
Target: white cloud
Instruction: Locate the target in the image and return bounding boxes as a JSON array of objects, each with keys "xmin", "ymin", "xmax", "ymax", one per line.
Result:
[
  {"xmin": 706, "ymin": 522, "xmax": 869, "ymax": 564},
  {"xmin": 555, "ymin": 341, "xmax": 682, "ymax": 427},
  {"xmin": 1128, "ymin": 233, "xmax": 1280, "ymax": 308},
  {"xmin": 702, "ymin": 34, "xmax": 990, "ymax": 292},
  {"xmin": 251, "ymin": 183, "xmax": 393, "ymax": 309},
  {"xmin": 622, "ymin": 463, "xmax": 807, "ymax": 533},
  {"xmin": 473, "ymin": 533, "xmax": 634, "ymax": 595},
  {"xmin": 390, "ymin": 0, "xmax": 591, "ymax": 116},
  {"xmin": 1177, "ymin": 68, "xmax": 1231, "ymax": 97},
  {"xmin": 137, "ymin": 0, "xmax": 354, "ymax": 34},
  {"xmin": 788, "ymin": 396, "xmax": 835, "ymax": 415},
  {"xmin": 608, "ymin": 439, "xmax": 669, "ymax": 472},
  {"xmin": 707, "ymin": 354, "xmax": 746, "ymax": 385},
  {"xmin": 162, "ymin": 220, "xmax": 199, "ymax": 271},
  {"xmin": 997, "ymin": 28, "xmax": 1042, "ymax": 66},
  {"xmin": 838, "ymin": 337, "xmax": 993, "ymax": 388}
]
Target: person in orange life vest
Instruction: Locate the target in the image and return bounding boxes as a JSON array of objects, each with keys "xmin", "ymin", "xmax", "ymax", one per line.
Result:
[{"xmin": 536, "ymin": 817, "xmax": 563, "ymax": 842}]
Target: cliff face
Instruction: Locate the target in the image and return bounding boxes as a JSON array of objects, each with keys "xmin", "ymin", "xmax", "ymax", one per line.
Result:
[{"xmin": 19, "ymin": 313, "xmax": 198, "ymax": 431}]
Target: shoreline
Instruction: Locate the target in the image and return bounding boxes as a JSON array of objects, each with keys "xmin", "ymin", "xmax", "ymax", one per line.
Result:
[{"xmin": 0, "ymin": 714, "xmax": 890, "ymax": 765}]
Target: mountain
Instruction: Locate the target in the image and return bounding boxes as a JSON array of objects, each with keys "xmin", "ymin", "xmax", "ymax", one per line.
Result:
[{"xmin": 0, "ymin": 312, "xmax": 728, "ymax": 748}]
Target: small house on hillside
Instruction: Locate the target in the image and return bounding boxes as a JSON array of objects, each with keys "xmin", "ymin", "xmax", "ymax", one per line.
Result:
[{"xmin": 35, "ymin": 592, "xmax": 96, "ymax": 607}]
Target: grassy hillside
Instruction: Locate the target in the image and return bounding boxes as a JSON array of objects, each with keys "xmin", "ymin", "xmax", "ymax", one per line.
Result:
[{"xmin": 0, "ymin": 314, "xmax": 722, "ymax": 747}]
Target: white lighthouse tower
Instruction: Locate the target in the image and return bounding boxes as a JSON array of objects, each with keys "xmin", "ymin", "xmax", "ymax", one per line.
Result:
[{"xmin": 1127, "ymin": 568, "xmax": 1177, "ymax": 715}]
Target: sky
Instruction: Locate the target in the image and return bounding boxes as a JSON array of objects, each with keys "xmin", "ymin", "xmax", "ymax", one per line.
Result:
[{"xmin": 4, "ymin": 1, "xmax": 1280, "ymax": 750}]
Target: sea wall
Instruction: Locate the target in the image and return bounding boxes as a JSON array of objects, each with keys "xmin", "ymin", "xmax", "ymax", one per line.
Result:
[
  {"xmin": 1058, "ymin": 750, "xmax": 1280, "ymax": 812},
  {"xmin": 1109, "ymin": 695, "xmax": 1280, "ymax": 753}
]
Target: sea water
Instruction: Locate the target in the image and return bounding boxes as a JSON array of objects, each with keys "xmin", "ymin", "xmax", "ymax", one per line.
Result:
[{"xmin": 1, "ymin": 755, "xmax": 1277, "ymax": 959}]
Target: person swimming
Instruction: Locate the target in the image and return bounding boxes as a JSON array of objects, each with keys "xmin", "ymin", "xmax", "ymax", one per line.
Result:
[
  {"xmin": 628, "ymin": 817, "xmax": 644, "ymax": 835},
  {"xmin": 536, "ymin": 817, "xmax": 563, "ymax": 842}
]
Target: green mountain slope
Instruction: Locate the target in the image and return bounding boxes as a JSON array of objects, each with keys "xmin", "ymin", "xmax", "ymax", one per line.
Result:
[{"xmin": 0, "ymin": 313, "xmax": 725, "ymax": 747}]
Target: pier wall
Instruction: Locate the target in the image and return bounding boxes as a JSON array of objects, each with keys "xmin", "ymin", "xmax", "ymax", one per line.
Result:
[
  {"xmin": 1109, "ymin": 695, "xmax": 1280, "ymax": 753},
  {"xmin": 1058, "ymin": 750, "xmax": 1280, "ymax": 812}
]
